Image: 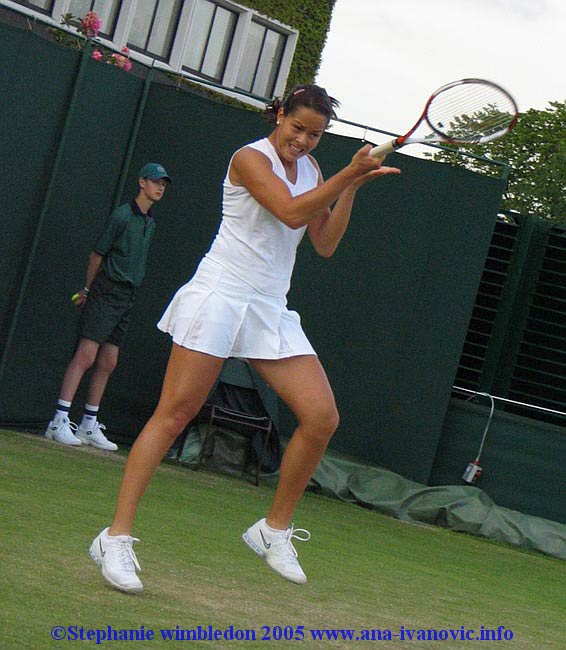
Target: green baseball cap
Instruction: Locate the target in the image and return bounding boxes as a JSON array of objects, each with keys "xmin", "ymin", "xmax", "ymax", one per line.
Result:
[{"xmin": 138, "ymin": 162, "xmax": 171, "ymax": 183}]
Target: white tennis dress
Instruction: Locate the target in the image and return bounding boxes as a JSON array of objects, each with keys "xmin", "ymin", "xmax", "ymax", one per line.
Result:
[{"xmin": 157, "ymin": 137, "xmax": 319, "ymax": 359}]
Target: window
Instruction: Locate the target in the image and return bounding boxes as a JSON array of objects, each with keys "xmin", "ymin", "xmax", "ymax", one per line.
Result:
[
  {"xmin": 235, "ymin": 20, "xmax": 286, "ymax": 98},
  {"xmin": 15, "ymin": 0, "xmax": 54, "ymax": 13},
  {"xmin": 128, "ymin": 0, "xmax": 183, "ymax": 59},
  {"xmin": 182, "ymin": 0, "xmax": 237, "ymax": 82},
  {"xmin": 67, "ymin": 0, "xmax": 121, "ymax": 37}
]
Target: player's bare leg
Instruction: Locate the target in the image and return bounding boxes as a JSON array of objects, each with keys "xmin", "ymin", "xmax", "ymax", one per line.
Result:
[
  {"xmin": 90, "ymin": 345, "xmax": 223, "ymax": 592},
  {"xmin": 110, "ymin": 345, "xmax": 224, "ymax": 535},
  {"xmin": 243, "ymin": 355, "xmax": 338, "ymax": 583}
]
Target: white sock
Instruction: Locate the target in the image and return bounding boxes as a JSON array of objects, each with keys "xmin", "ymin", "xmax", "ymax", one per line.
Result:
[
  {"xmin": 54, "ymin": 399, "xmax": 72, "ymax": 421},
  {"xmin": 81, "ymin": 404, "xmax": 99, "ymax": 429},
  {"xmin": 265, "ymin": 522, "xmax": 287, "ymax": 534}
]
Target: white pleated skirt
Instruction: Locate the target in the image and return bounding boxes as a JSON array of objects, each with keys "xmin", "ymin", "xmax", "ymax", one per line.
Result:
[{"xmin": 157, "ymin": 258, "xmax": 316, "ymax": 359}]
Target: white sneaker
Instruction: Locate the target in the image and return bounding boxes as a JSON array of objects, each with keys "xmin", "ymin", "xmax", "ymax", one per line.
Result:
[
  {"xmin": 89, "ymin": 527, "xmax": 143, "ymax": 593},
  {"xmin": 76, "ymin": 421, "xmax": 118, "ymax": 451},
  {"xmin": 243, "ymin": 518, "xmax": 310, "ymax": 584},
  {"xmin": 44, "ymin": 417, "xmax": 82, "ymax": 446}
]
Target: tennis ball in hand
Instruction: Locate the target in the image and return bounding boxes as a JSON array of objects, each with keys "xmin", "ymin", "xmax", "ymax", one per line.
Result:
[{"xmin": 71, "ymin": 293, "xmax": 80, "ymax": 303}]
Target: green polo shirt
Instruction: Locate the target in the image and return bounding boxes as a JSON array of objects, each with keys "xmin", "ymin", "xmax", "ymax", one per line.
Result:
[{"xmin": 94, "ymin": 200, "xmax": 156, "ymax": 287}]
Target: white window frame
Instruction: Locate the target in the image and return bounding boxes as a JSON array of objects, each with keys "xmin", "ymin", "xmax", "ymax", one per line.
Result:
[{"xmin": 172, "ymin": 0, "xmax": 297, "ymax": 99}]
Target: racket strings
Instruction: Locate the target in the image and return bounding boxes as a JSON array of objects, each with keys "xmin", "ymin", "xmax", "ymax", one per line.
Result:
[{"xmin": 427, "ymin": 83, "xmax": 517, "ymax": 143}]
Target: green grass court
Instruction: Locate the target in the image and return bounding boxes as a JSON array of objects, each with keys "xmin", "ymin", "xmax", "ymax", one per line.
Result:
[{"xmin": 1, "ymin": 429, "xmax": 563, "ymax": 649}]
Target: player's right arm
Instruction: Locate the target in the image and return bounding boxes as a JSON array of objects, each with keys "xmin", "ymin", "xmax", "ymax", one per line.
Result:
[{"xmin": 229, "ymin": 145, "xmax": 385, "ymax": 230}]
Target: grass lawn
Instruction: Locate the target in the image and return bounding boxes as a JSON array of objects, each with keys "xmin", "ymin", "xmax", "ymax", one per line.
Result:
[{"xmin": 1, "ymin": 429, "xmax": 564, "ymax": 649}]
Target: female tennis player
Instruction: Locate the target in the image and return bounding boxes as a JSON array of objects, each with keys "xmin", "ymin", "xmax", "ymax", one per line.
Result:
[{"xmin": 90, "ymin": 84, "xmax": 400, "ymax": 592}]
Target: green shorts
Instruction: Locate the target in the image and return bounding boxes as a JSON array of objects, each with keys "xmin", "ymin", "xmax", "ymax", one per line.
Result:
[{"xmin": 78, "ymin": 271, "xmax": 136, "ymax": 347}]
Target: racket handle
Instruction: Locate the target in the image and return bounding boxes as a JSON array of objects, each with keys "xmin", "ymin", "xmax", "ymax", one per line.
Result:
[{"xmin": 369, "ymin": 140, "xmax": 397, "ymax": 158}]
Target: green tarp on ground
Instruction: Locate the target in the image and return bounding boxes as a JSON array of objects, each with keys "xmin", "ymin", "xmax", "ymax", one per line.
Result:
[
  {"xmin": 312, "ymin": 453, "xmax": 565, "ymax": 561},
  {"xmin": 174, "ymin": 428, "xmax": 566, "ymax": 561}
]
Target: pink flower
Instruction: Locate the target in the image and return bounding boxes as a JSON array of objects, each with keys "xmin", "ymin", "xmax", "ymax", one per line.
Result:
[
  {"xmin": 110, "ymin": 53, "xmax": 127, "ymax": 69},
  {"xmin": 91, "ymin": 49, "xmax": 103, "ymax": 61},
  {"xmin": 108, "ymin": 52, "xmax": 132, "ymax": 72},
  {"xmin": 121, "ymin": 47, "xmax": 130, "ymax": 55},
  {"xmin": 80, "ymin": 11, "xmax": 101, "ymax": 38}
]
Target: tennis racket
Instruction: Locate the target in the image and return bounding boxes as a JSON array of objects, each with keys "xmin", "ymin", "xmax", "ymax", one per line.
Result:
[{"xmin": 370, "ymin": 78, "xmax": 518, "ymax": 158}]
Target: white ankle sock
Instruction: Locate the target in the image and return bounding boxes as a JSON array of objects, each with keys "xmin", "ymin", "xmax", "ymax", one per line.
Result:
[
  {"xmin": 265, "ymin": 522, "xmax": 287, "ymax": 534},
  {"xmin": 54, "ymin": 399, "xmax": 72, "ymax": 421},
  {"xmin": 81, "ymin": 404, "xmax": 99, "ymax": 428}
]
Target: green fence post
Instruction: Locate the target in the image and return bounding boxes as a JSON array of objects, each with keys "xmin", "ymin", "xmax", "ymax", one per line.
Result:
[
  {"xmin": 112, "ymin": 67, "xmax": 154, "ymax": 210},
  {"xmin": 0, "ymin": 42, "xmax": 92, "ymax": 388}
]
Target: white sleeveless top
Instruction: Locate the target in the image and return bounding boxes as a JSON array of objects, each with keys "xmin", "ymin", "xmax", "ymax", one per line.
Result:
[{"xmin": 204, "ymin": 137, "xmax": 320, "ymax": 297}]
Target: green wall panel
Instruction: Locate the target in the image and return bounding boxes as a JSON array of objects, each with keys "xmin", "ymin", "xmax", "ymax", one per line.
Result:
[{"xmin": 0, "ymin": 25, "xmax": 78, "ymax": 349}]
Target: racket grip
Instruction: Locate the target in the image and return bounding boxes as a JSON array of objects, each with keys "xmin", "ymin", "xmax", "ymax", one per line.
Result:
[{"xmin": 369, "ymin": 140, "xmax": 397, "ymax": 158}]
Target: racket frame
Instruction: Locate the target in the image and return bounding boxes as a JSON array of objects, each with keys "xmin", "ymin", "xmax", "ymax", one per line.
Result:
[{"xmin": 370, "ymin": 78, "xmax": 518, "ymax": 158}]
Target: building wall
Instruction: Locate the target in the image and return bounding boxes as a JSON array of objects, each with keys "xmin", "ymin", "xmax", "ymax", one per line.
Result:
[{"xmin": 2, "ymin": 0, "xmax": 336, "ymax": 100}]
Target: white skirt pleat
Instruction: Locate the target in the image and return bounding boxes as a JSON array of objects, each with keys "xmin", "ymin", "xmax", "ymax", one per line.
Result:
[{"xmin": 157, "ymin": 258, "xmax": 316, "ymax": 359}]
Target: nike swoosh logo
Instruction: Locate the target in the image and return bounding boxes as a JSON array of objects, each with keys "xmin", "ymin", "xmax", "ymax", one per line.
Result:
[
  {"xmin": 259, "ymin": 530, "xmax": 271, "ymax": 549},
  {"xmin": 99, "ymin": 539, "xmax": 106, "ymax": 557}
]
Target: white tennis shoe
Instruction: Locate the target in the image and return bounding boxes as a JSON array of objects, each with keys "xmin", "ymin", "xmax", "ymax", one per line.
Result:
[
  {"xmin": 90, "ymin": 527, "xmax": 143, "ymax": 593},
  {"xmin": 44, "ymin": 417, "xmax": 81, "ymax": 446},
  {"xmin": 76, "ymin": 421, "xmax": 118, "ymax": 451},
  {"xmin": 243, "ymin": 518, "xmax": 310, "ymax": 584}
]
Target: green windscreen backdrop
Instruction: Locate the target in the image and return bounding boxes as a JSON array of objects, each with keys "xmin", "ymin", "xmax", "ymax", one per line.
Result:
[
  {"xmin": 6, "ymin": 19, "xmax": 562, "ymax": 522},
  {"xmin": 0, "ymin": 24, "xmax": 78, "ymax": 348},
  {"xmin": 285, "ymin": 138, "xmax": 506, "ymax": 483}
]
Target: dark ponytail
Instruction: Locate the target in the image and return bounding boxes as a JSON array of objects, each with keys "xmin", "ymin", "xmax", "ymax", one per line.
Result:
[{"xmin": 264, "ymin": 84, "xmax": 339, "ymax": 125}]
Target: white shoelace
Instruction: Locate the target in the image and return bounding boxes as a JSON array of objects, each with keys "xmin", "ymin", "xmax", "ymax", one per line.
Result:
[
  {"xmin": 92, "ymin": 421, "xmax": 106, "ymax": 436},
  {"xmin": 56, "ymin": 418, "xmax": 78, "ymax": 437},
  {"xmin": 277, "ymin": 525, "xmax": 311, "ymax": 559},
  {"xmin": 114, "ymin": 537, "xmax": 141, "ymax": 573},
  {"xmin": 57, "ymin": 418, "xmax": 78, "ymax": 431}
]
